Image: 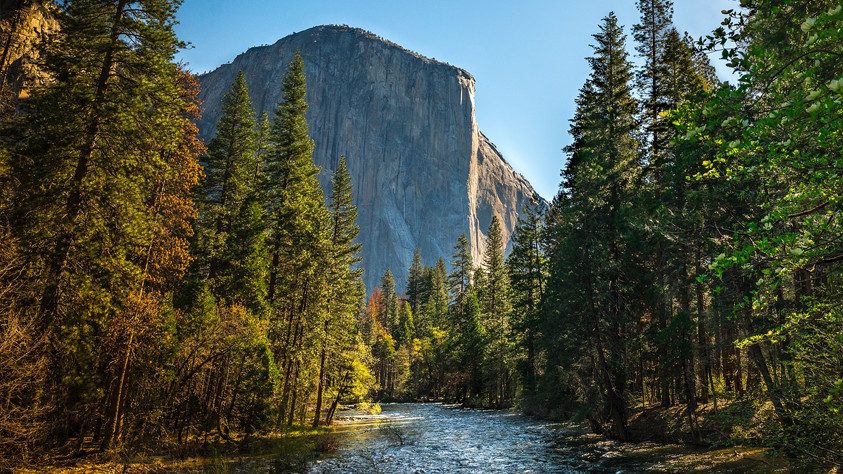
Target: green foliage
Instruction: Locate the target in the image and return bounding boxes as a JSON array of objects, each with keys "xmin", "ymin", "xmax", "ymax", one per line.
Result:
[
  {"xmin": 3, "ymin": 0, "xmax": 841, "ymax": 468},
  {"xmin": 202, "ymin": 72, "xmax": 257, "ymax": 235},
  {"xmin": 541, "ymin": 12, "xmax": 642, "ymax": 439},
  {"xmin": 527, "ymin": 0, "xmax": 842, "ymax": 464},
  {"xmin": 507, "ymin": 205, "xmax": 547, "ymax": 410}
]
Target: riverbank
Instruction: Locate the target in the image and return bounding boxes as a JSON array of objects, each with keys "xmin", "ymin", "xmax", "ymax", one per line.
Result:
[
  {"xmin": 11, "ymin": 427, "xmax": 338, "ymax": 473},
  {"xmin": 546, "ymin": 399, "xmax": 801, "ymax": 472}
]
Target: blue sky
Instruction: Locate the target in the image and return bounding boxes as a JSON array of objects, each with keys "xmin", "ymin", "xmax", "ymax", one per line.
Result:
[{"xmin": 175, "ymin": 0, "xmax": 736, "ymax": 199}]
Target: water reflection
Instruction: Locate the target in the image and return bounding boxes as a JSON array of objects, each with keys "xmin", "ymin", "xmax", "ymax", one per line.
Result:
[{"xmin": 308, "ymin": 403, "xmax": 586, "ymax": 473}]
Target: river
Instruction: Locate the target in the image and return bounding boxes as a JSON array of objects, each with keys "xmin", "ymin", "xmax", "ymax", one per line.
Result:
[{"xmin": 302, "ymin": 403, "xmax": 758, "ymax": 473}]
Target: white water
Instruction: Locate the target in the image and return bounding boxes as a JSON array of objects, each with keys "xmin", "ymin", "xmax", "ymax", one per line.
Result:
[{"xmin": 307, "ymin": 403, "xmax": 627, "ymax": 473}]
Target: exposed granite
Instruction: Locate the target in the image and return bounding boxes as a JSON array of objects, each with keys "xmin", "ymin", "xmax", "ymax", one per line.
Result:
[
  {"xmin": 0, "ymin": 0, "xmax": 56, "ymax": 100},
  {"xmin": 197, "ymin": 25, "xmax": 546, "ymax": 291}
]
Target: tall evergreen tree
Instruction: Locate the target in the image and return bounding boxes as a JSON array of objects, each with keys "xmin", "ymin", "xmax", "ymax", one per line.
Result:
[
  {"xmin": 507, "ymin": 205, "xmax": 547, "ymax": 411},
  {"xmin": 406, "ymin": 249, "xmax": 424, "ymax": 313},
  {"xmin": 428, "ymin": 258, "xmax": 450, "ymax": 328},
  {"xmin": 193, "ymin": 72, "xmax": 262, "ymax": 302},
  {"xmin": 262, "ymin": 52, "xmax": 331, "ymax": 426},
  {"xmin": 547, "ymin": 12, "xmax": 640, "ymax": 439},
  {"xmin": 646, "ymin": 28, "xmax": 716, "ymax": 421},
  {"xmin": 10, "ymin": 0, "xmax": 203, "ymax": 447},
  {"xmin": 313, "ymin": 156, "xmax": 364, "ymax": 425},
  {"xmin": 456, "ymin": 291, "xmax": 486, "ymax": 404},
  {"xmin": 478, "ymin": 215, "xmax": 513, "ymax": 407},
  {"xmin": 397, "ymin": 300, "xmax": 414, "ymax": 347},
  {"xmin": 253, "ymin": 112, "xmax": 271, "ymax": 186},
  {"xmin": 449, "ymin": 234, "xmax": 473, "ymax": 305},
  {"xmin": 202, "ymin": 72, "xmax": 257, "ymax": 239},
  {"xmin": 633, "ymin": 0, "xmax": 673, "ymax": 166},
  {"xmin": 378, "ymin": 269, "xmax": 399, "ymax": 333},
  {"xmin": 263, "ymin": 52, "xmax": 324, "ymax": 304},
  {"xmin": 632, "ymin": 0, "xmax": 676, "ymax": 408}
]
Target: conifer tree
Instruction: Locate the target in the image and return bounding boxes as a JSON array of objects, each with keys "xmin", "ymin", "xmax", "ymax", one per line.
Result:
[
  {"xmin": 262, "ymin": 52, "xmax": 331, "ymax": 425},
  {"xmin": 633, "ymin": 0, "xmax": 673, "ymax": 166},
  {"xmin": 253, "ymin": 112, "xmax": 271, "ymax": 186},
  {"xmin": 449, "ymin": 234, "xmax": 473, "ymax": 304},
  {"xmin": 633, "ymin": 0, "xmax": 675, "ymax": 408},
  {"xmin": 313, "ymin": 156, "xmax": 364, "ymax": 425},
  {"xmin": 221, "ymin": 195, "xmax": 269, "ymax": 315},
  {"xmin": 407, "ymin": 249, "xmax": 424, "ymax": 313},
  {"xmin": 397, "ymin": 301, "xmax": 414, "ymax": 346},
  {"xmin": 428, "ymin": 258, "xmax": 449, "ymax": 328},
  {"xmin": 507, "ymin": 205, "xmax": 546, "ymax": 410},
  {"xmin": 263, "ymin": 52, "xmax": 324, "ymax": 304},
  {"xmin": 194, "ymin": 72, "xmax": 262, "ymax": 301},
  {"xmin": 202, "ymin": 72, "xmax": 257, "ymax": 240},
  {"xmin": 647, "ymin": 28, "xmax": 715, "ymax": 418},
  {"xmin": 478, "ymin": 216, "xmax": 513, "ymax": 407},
  {"xmin": 545, "ymin": 12, "xmax": 640, "ymax": 439},
  {"xmin": 456, "ymin": 291, "xmax": 486, "ymax": 404},
  {"xmin": 10, "ymin": 0, "xmax": 203, "ymax": 446},
  {"xmin": 378, "ymin": 269, "xmax": 399, "ymax": 333},
  {"xmin": 480, "ymin": 216, "xmax": 510, "ymax": 321}
]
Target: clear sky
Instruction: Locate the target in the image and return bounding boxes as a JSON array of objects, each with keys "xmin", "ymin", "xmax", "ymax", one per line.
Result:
[{"xmin": 174, "ymin": 0, "xmax": 736, "ymax": 199}]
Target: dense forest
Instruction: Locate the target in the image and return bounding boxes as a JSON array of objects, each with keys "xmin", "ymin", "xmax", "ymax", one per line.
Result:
[
  {"xmin": 365, "ymin": 1, "xmax": 842, "ymax": 465},
  {"xmin": 0, "ymin": 0, "xmax": 841, "ymax": 470}
]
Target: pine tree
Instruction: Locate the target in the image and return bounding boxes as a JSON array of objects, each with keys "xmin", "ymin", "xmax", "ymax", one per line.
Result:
[
  {"xmin": 10, "ymin": 0, "xmax": 202, "ymax": 446},
  {"xmin": 633, "ymin": 0, "xmax": 673, "ymax": 167},
  {"xmin": 647, "ymin": 28, "xmax": 716, "ymax": 420},
  {"xmin": 428, "ymin": 258, "xmax": 449, "ymax": 328},
  {"xmin": 221, "ymin": 194, "xmax": 269, "ymax": 315},
  {"xmin": 202, "ymin": 72, "xmax": 257, "ymax": 241},
  {"xmin": 263, "ymin": 52, "xmax": 324, "ymax": 304},
  {"xmin": 449, "ymin": 234, "xmax": 473, "ymax": 305},
  {"xmin": 397, "ymin": 301, "xmax": 414, "ymax": 347},
  {"xmin": 507, "ymin": 205, "xmax": 546, "ymax": 410},
  {"xmin": 253, "ymin": 112, "xmax": 271, "ymax": 186},
  {"xmin": 546, "ymin": 12, "xmax": 640, "ymax": 439},
  {"xmin": 633, "ymin": 0, "xmax": 675, "ymax": 409},
  {"xmin": 480, "ymin": 216, "xmax": 510, "ymax": 322},
  {"xmin": 193, "ymin": 71, "xmax": 263, "ymax": 305},
  {"xmin": 456, "ymin": 291, "xmax": 486, "ymax": 404},
  {"xmin": 378, "ymin": 269, "xmax": 399, "ymax": 334},
  {"xmin": 261, "ymin": 52, "xmax": 331, "ymax": 426},
  {"xmin": 478, "ymin": 215, "xmax": 513, "ymax": 407},
  {"xmin": 406, "ymin": 249, "xmax": 424, "ymax": 313},
  {"xmin": 313, "ymin": 155, "xmax": 364, "ymax": 426}
]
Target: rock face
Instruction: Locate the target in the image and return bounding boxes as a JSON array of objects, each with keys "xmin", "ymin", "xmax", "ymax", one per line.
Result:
[
  {"xmin": 0, "ymin": 0, "xmax": 56, "ymax": 101},
  {"xmin": 197, "ymin": 25, "xmax": 545, "ymax": 291}
]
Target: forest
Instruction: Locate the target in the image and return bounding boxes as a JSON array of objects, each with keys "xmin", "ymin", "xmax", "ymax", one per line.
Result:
[{"xmin": 0, "ymin": 0, "xmax": 841, "ymax": 470}]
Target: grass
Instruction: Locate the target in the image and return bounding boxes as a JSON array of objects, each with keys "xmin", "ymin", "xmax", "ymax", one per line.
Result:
[{"xmin": 21, "ymin": 427, "xmax": 340, "ymax": 473}]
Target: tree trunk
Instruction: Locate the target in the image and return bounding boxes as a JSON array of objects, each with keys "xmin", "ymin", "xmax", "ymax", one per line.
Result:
[
  {"xmin": 695, "ymin": 252, "xmax": 710, "ymax": 404},
  {"xmin": 101, "ymin": 331, "xmax": 133, "ymax": 450},
  {"xmin": 747, "ymin": 344, "xmax": 792, "ymax": 426},
  {"xmin": 287, "ymin": 361, "xmax": 299, "ymax": 426},
  {"xmin": 312, "ymin": 334, "xmax": 327, "ymax": 427}
]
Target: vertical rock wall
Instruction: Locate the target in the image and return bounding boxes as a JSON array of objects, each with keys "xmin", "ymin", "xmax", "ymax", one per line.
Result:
[{"xmin": 197, "ymin": 25, "xmax": 545, "ymax": 291}]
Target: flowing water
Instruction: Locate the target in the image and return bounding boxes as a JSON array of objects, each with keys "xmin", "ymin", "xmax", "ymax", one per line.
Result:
[{"xmin": 304, "ymin": 403, "xmax": 706, "ymax": 473}]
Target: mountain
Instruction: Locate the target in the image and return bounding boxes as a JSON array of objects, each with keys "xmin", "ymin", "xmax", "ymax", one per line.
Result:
[
  {"xmin": 196, "ymin": 25, "xmax": 546, "ymax": 291},
  {"xmin": 0, "ymin": 0, "xmax": 56, "ymax": 102}
]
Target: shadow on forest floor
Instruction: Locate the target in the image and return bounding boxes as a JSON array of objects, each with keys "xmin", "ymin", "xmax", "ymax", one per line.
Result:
[{"xmin": 24, "ymin": 428, "xmax": 338, "ymax": 473}]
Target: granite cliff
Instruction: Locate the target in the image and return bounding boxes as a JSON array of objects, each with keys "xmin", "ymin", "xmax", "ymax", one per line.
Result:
[
  {"xmin": 0, "ymin": 0, "xmax": 56, "ymax": 102},
  {"xmin": 197, "ymin": 25, "xmax": 545, "ymax": 290}
]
